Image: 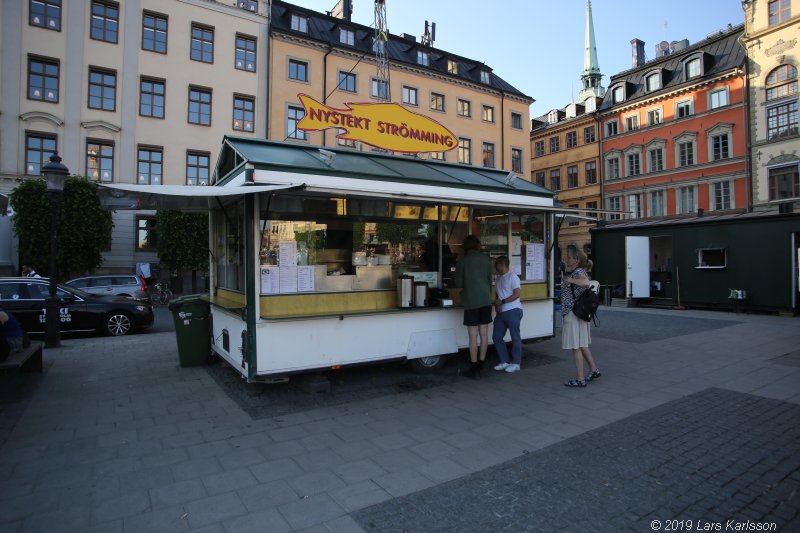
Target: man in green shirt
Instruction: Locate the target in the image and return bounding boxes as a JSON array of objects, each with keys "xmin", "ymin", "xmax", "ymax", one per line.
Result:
[{"xmin": 454, "ymin": 235, "xmax": 494, "ymax": 378}]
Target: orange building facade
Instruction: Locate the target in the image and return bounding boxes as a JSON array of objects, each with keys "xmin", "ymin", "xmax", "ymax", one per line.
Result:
[{"xmin": 599, "ymin": 27, "xmax": 748, "ymax": 221}]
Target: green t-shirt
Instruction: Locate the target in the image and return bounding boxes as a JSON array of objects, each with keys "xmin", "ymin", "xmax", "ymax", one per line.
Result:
[{"xmin": 454, "ymin": 250, "xmax": 494, "ymax": 310}]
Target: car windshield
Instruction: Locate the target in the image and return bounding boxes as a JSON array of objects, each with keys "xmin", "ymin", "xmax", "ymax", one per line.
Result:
[{"xmin": 58, "ymin": 283, "xmax": 93, "ymax": 299}]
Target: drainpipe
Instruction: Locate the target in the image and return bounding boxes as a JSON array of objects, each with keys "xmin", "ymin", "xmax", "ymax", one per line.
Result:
[
  {"xmin": 500, "ymin": 90, "xmax": 506, "ymax": 170},
  {"xmin": 597, "ymin": 110, "xmax": 604, "ymax": 227},
  {"xmin": 742, "ymin": 61, "xmax": 753, "ymax": 212},
  {"xmin": 322, "ymin": 44, "xmax": 334, "ymax": 146},
  {"xmin": 265, "ymin": 0, "xmax": 273, "ymax": 139}
]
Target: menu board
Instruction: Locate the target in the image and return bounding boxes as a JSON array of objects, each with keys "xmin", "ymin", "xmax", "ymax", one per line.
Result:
[
  {"xmin": 278, "ymin": 240, "xmax": 297, "ymax": 267},
  {"xmin": 297, "ymin": 266, "xmax": 315, "ymax": 292},
  {"xmin": 279, "ymin": 266, "xmax": 298, "ymax": 293},
  {"xmin": 260, "ymin": 267, "xmax": 280, "ymax": 294},
  {"xmin": 525, "ymin": 243, "xmax": 545, "ymax": 282}
]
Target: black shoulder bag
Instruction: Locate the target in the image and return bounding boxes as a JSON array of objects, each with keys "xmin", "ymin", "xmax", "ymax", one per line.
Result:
[{"xmin": 570, "ymin": 283, "xmax": 600, "ymax": 325}]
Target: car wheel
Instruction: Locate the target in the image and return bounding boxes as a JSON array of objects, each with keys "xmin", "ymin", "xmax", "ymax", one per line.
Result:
[
  {"xmin": 106, "ymin": 312, "xmax": 133, "ymax": 336},
  {"xmin": 409, "ymin": 355, "xmax": 446, "ymax": 374}
]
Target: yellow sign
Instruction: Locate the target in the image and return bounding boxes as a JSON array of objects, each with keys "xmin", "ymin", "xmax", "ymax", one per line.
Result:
[{"xmin": 297, "ymin": 94, "xmax": 457, "ymax": 154}]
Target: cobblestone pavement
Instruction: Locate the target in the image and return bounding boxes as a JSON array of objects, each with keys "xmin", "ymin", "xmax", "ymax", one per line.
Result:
[
  {"xmin": 353, "ymin": 388, "xmax": 800, "ymax": 532},
  {"xmin": 0, "ymin": 307, "xmax": 798, "ymax": 532}
]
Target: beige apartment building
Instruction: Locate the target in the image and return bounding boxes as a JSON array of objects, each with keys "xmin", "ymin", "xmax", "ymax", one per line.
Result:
[
  {"xmin": 741, "ymin": 0, "xmax": 799, "ymax": 211},
  {"xmin": 1, "ymin": 0, "xmax": 531, "ymax": 276}
]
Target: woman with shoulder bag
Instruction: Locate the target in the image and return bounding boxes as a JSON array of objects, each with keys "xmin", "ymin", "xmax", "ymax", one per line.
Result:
[{"xmin": 560, "ymin": 247, "xmax": 601, "ymax": 388}]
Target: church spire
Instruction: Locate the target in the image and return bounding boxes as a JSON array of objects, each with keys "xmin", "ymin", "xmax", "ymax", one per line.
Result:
[{"xmin": 579, "ymin": 0, "xmax": 605, "ymax": 102}]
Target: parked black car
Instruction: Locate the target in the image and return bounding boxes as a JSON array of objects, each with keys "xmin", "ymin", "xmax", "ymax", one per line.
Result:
[{"xmin": 0, "ymin": 277, "xmax": 154, "ymax": 336}]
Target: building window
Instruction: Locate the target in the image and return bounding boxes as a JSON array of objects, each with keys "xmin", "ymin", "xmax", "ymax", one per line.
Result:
[
  {"xmin": 712, "ymin": 181, "xmax": 731, "ymax": 210},
  {"xmin": 767, "ymin": 101, "xmax": 798, "ymax": 139},
  {"xmin": 550, "ymin": 169, "xmax": 561, "ymax": 191},
  {"xmin": 711, "ymin": 133, "xmax": 730, "ymax": 160},
  {"xmin": 235, "ymin": 35, "xmax": 256, "ymax": 72},
  {"xmin": 30, "ymin": 0, "xmax": 61, "ymax": 31},
  {"xmin": 605, "ymin": 120, "xmax": 618, "ymax": 137},
  {"xmin": 287, "ymin": 105, "xmax": 306, "ymax": 140},
  {"xmin": 511, "ymin": 148, "xmax": 523, "ymax": 173},
  {"xmin": 417, "ymin": 50, "xmax": 429, "ymax": 66},
  {"xmin": 566, "ymin": 131, "xmax": 577, "ymax": 148},
  {"xmin": 88, "ymin": 68, "xmax": 116, "ymax": 111},
  {"xmin": 676, "ymin": 100, "xmax": 693, "ymax": 118},
  {"xmin": 482, "ymin": 143, "xmax": 495, "ymax": 168},
  {"xmin": 447, "ymin": 60, "xmax": 458, "ymax": 74},
  {"xmin": 482, "ymin": 106, "xmax": 495, "ymax": 123},
  {"xmin": 186, "ymin": 151, "xmax": 210, "ymax": 185},
  {"xmin": 27, "ymin": 56, "xmax": 59, "ymax": 102},
  {"xmin": 430, "ymin": 93, "xmax": 445, "ymax": 112},
  {"xmin": 340, "ymin": 28, "xmax": 354, "ymax": 46},
  {"xmin": 648, "ymin": 146, "xmax": 664, "ymax": 172},
  {"xmin": 685, "ymin": 58, "xmax": 701, "ymax": 79},
  {"xmin": 402, "ymin": 86, "xmax": 418, "ymax": 106},
  {"xmin": 457, "ymin": 99, "xmax": 471, "ymax": 117},
  {"xmin": 371, "ymin": 78, "xmax": 388, "ymax": 99},
  {"xmin": 337, "ymin": 129, "xmax": 356, "ymax": 148},
  {"xmin": 137, "ymin": 146, "xmax": 162, "ymax": 185},
  {"xmin": 90, "ymin": 1, "xmax": 118, "ymax": 43},
  {"xmin": 191, "ymin": 24, "xmax": 214, "ymax": 63},
  {"xmin": 568, "ymin": 204, "xmax": 580, "ymax": 226},
  {"xmin": 480, "ymin": 70, "xmax": 490, "ymax": 84},
  {"xmin": 289, "ymin": 59, "xmax": 308, "ymax": 82},
  {"xmin": 511, "ymin": 112, "xmax": 522, "ymax": 129},
  {"xmin": 766, "ymin": 64, "xmax": 798, "ymax": 101},
  {"xmin": 139, "ymin": 77, "xmax": 165, "ymax": 118},
  {"xmin": 607, "ymin": 156, "xmax": 620, "ymax": 180},
  {"xmin": 585, "ymin": 161, "xmax": 597, "ymax": 184},
  {"xmin": 534, "ymin": 171, "xmax": 545, "ymax": 187},
  {"xmin": 567, "ymin": 165, "xmax": 578, "ymax": 188},
  {"xmin": 136, "ymin": 216, "xmax": 157, "ymax": 250},
  {"xmin": 647, "ymin": 109, "xmax": 662, "ymax": 126},
  {"xmin": 549, "ymin": 136, "xmax": 560, "ymax": 152},
  {"xmin": 625, "ymin": 114, "xmax": 639, "ymax": 132},
  {"xmin": 612, "ymin": 86, "xmax": 624, "ymax": 103},
  {"xmin": 237, "ymin": 1, "xmax": 258, "ymax": 12},
  {"xmin": 586, "ymin": 201, "xmax": 597, "ymax": 221},
  {"xmin": 188, "ymin": 87, "xmax": 212, "ymax": 125},
  {"xmin": 709, "ymin": 88, "xmax": 728, "ymax": 109},
  {"xmin": 626, "ymin": 152, "xmax": 641, "ymax": 176},
  {"xmin": 457, "ymin": 138, "xmax": 471, "ymax": 164},
  {"xmin": 142, "ymin": 11, "xmax": 167, "ymax": 53},
  {"xmin": 291, "ymin": 14, "xmax": 308, "ymax": 32},
  {"xmin": 769, "ymin": 0, "xmax": 791, "ymax": 25},
  {"xmin": 86, "ymin": 140, "xmax": 113, "ymax": 182},
  {"xmin": 584, "ymin": 126, "xmax": 595, "ymax": 143},
  {"xmin": 607, "ymin": 196, "xmax": 622, "ymax": 220},
  {"xmin": 677, "ymin": 186, "xmax": 696, "ymax": 214},
  {"xmin": 646, "ymin": 73, "xmax": 661, "ymax": 91},
  {"xmin": 627, "ymin": 194, "xmax": 642, "ymax": 219},
  {"xmin": 233, "ymin": 95, "xmax": 254, "ymax": 132},
  {"xmin": 697, "ymin": 248, "xmax": 726, "ymax": 268},
  {"xmin": 25, "ymin": 133, "xmax": 56, "ymax": 175},
  {"xmin": 534, "ymin": 141, "xmax": 545, "ymax": 157},
  {"xmin": 768, "ymin": 165, "xmax": 799, "ymax": 200},
  {"xmin": 677, "ymin": 136, "xmax": 696, "ymax": 166},
  {"xmin": 649, "ymin": 190, "xmax": 665, "ymax": 217},
  {"xmin": 430, "ymin": 151, "xmax": 445, "ymax": 161},
  {"xmin": 338, "ymin": 71, "xmax": 356, "ymax": 92}
]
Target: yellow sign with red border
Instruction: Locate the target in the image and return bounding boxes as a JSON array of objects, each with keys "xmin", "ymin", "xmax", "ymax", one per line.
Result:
[{"xmin": 296, "ymin": 94, "xmax": 457, "ymax": 154}]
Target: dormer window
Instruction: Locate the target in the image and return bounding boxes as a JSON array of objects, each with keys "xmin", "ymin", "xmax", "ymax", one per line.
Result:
[
  {"xmin": 612, "ymin": 85, "xmax": 625, "ymax": 103},
  {"xmin": 646, "ymin": 72, "xmax": 661, "ymax": 91},
  {"xmin": 237, "ymin": 1, "xmax": 258, "ymax": 12},
  {"xmin": 448, "ymin": 59, "xmax": 458, "ymax": 74},
  {"xmin": 480, "ymin": 70, "xmax": 490, "ymax": 84},
  {"xmin": 290, "ymin": 13, "xmax": 308, "ymax": 33},
  {"xmin": 340, "ymin": 28, "xmax": 354, "ymax": 46},
  {"xmin": 685, "ymin": 57, "xmax": 702, "ymax": 79},
  {"xmin": 548, "ymin": 110, "xmax": 559, "ymax": 124},
  {"xmin": 417, "ymin": 50, "xmax": 430, "ymax": 66}
]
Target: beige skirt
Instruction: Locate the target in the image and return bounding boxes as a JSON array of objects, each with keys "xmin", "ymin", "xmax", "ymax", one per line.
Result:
[{"xmin": 562, "ymin": 311, "xmax": 591, "ymax": 349}]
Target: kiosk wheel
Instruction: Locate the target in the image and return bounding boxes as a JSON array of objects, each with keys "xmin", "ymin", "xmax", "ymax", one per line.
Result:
[{"xmin": 409, "ymin": 355, "xmax": 446, "ymax": 374}]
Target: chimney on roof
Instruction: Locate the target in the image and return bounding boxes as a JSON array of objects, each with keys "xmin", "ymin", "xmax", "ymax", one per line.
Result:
[
  {"xmin": 631, "ymin": 38, "xmax": 645, "ymax": 68},
  {"xmin": 329, "ymin": 0, "xmax": 353, "ymax": 21}
]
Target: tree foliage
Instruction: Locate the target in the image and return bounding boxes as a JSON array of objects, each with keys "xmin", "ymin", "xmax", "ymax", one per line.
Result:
[
  {"xmin": 10, "ymin": 177, "xmax": 112, "ymax": 279},
  {"xmin": 155, "ymin": 210, "xmax": 209, "ymax": 274}
]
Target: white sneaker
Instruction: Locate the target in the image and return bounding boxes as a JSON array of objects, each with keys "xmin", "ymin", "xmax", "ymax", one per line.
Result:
[
  {"xmin": 504, "ymin": 364, "xmax": 521, "ymax": 373},
  {"xmin": 494, "ymin": 363, "xmax": 510, "ymax": 371}
]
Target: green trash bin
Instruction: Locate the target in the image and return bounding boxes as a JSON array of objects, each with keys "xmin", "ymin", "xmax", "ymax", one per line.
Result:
[{"xmin": 169, "ymin": 294, "xmax": 211, "ymax": 367}]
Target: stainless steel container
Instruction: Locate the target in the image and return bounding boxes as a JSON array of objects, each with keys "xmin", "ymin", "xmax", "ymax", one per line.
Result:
[
  {"xmin": 413, "ymin": 281, "xmax": 428, "ymax": 307},
  {"xmin": 397, "ymin": 275, "xmax": 414, "ymax": 308}
]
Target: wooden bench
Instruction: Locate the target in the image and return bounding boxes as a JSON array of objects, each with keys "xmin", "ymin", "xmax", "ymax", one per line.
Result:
[{"xmin": 0, "ymin": 341, "xmax": 43, "ymax": 373}]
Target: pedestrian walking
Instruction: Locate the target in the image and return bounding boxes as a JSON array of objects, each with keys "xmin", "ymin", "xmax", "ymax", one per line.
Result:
[
  {"xmin": 561, "ymin": 246, "xmax": 600, "ymax": 387},
  {"xmin": 22, "ymin": 265, "xmax": 41, "ymax": 278},
  {"xmin": 492, "ymin": 256, "xmax": 523, "ymax": 373},
  {"xmin": 454, "ymin": 234, "xmax": 494, "ymax": 379}
]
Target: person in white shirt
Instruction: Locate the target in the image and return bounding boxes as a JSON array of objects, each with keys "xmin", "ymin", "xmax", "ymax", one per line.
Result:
[
  {"xmin": 492, "ymin": 256, "xmax": 523, "ymax": 373},
  {"xmin": 22, "ymin": 265, "xmax": 41, "ymax": 278}
]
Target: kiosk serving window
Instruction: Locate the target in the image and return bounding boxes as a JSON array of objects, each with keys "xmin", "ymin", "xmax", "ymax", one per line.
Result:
[{"xmin": 213, "ymin": 200, "xmax": 246, "ymax": 292}]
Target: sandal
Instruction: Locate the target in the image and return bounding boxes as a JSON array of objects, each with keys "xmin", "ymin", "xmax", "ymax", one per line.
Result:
[
  {"xmin": 565, "ymin": 379, "xmax": 586, "ymax": 388},
  {"xmin": 585, "ymin": 369, "xmax": 601, "ymax": 382}
]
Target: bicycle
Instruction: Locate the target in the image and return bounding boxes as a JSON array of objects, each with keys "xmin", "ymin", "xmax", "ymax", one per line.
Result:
[{"xmin": 150, "ymin": 282, "xmax": 173, "ymax": 306}]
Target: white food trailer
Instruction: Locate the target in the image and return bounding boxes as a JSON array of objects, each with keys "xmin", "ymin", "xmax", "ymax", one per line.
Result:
[{"xmin": 102, "ymin": 137, "xmax": 573, "ymax": 382}]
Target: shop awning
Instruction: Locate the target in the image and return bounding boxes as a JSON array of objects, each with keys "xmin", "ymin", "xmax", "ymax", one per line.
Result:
[{"xmin": 96, "ymin": 183, "xmax": 302, "ymax": 211}]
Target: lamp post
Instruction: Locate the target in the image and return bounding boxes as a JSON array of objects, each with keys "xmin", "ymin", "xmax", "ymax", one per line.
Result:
[{"xmin": 41, "ymin": 152, "xmax": 68, "ymax": 348}]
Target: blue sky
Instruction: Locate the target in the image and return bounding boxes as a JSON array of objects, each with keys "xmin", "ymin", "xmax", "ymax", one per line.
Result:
[{"xmin": 294, "ymin": 0, "xmax": 746, "ymax": 117}]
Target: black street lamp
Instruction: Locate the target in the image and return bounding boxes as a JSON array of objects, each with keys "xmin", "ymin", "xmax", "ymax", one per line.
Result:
[{"xmin": 41, "ymin": 152, "xmax": 68, "ymax": 348}]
